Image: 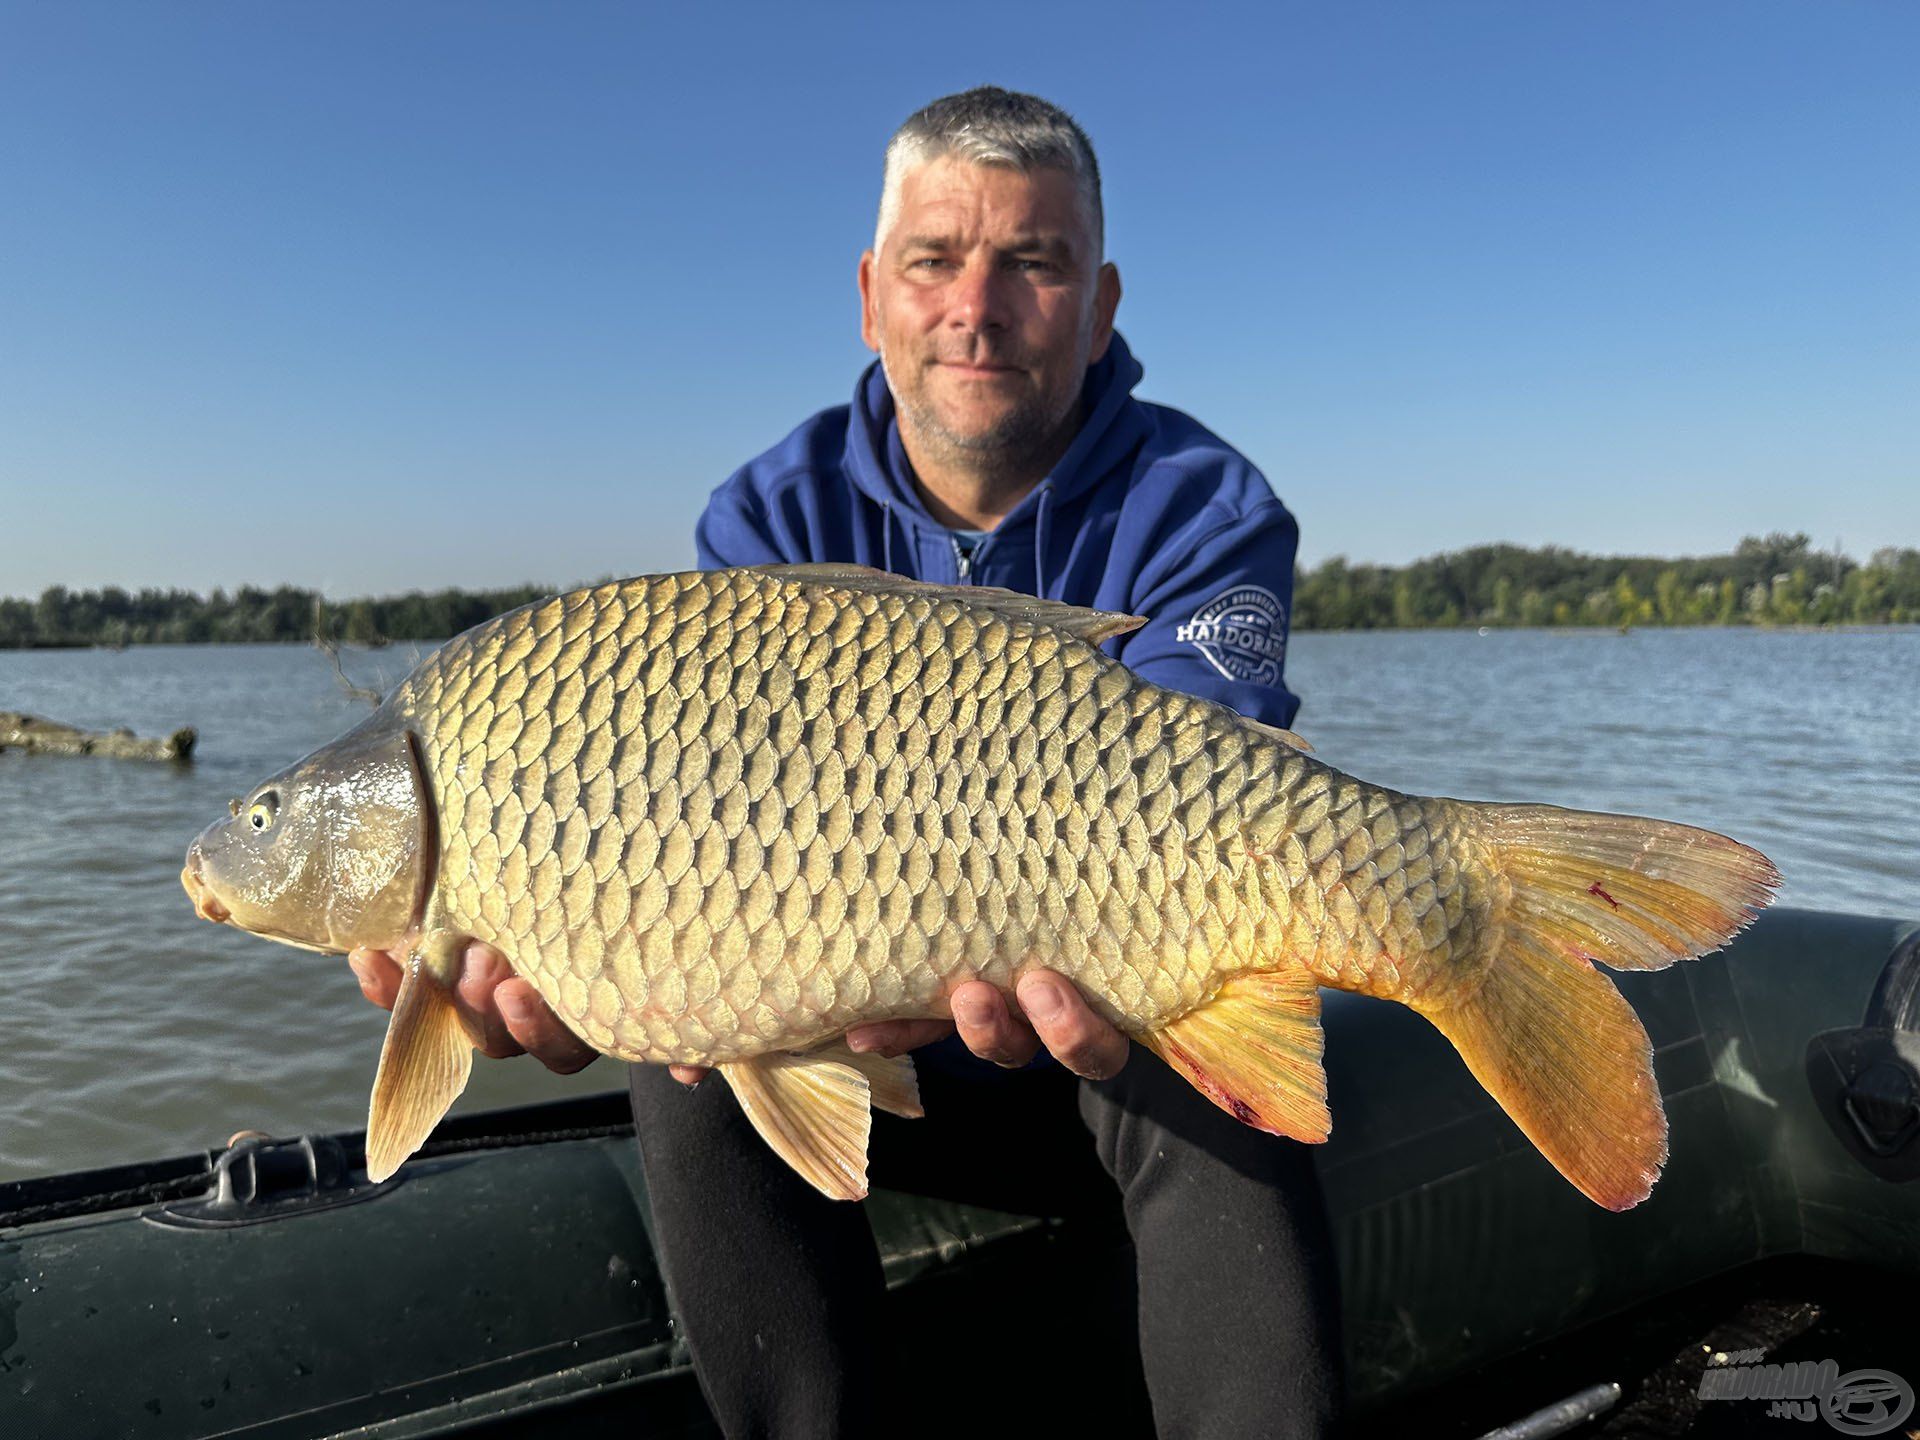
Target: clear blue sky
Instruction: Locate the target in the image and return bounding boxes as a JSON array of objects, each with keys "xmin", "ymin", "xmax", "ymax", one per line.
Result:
[{"xmin": 2, "ymin": 0, "xmax": 1914, "ymax": 598}]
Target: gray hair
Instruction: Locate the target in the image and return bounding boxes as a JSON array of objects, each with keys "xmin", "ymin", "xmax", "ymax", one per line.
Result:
[{"xmin": 874, "ymin": 86, "xmax": 1103, "ymax": 259}]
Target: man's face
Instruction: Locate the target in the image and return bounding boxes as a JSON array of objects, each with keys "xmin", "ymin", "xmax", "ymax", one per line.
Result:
[{"xmin": 859, "ymin": 156, "xmax": 1120, "ymax": 467}]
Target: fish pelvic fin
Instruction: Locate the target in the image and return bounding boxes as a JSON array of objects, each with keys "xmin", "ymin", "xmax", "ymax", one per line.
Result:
[
  {"xmin": 365, "ymin": 936, "xmax": 473, "ymax": 1184},
  {"xmin": 811, "ymin": 1042, "xmax": 923, "ymax": 1119},
  {"xmin": 718, "ymin": 1052, "xmax": 880, "ymax": 1201},
  {"xmin": 1419, "ymin": 803, "xmax": 1779, "ymax": 1210},
  {"xmin": 1142, "ymin": 969, "xmax": 1330, "ymax": 1144}
]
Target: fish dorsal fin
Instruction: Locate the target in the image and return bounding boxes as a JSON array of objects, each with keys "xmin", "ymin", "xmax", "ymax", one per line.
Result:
[
  {"xmin": 1243, "ymin": 718, "xmax": 1313, "ymax": 752},
  {"xmin": 1141, "ymin": 969, "xmax": 1330, "ymax": 1144},
  {"xmin": 718, "ymin": 1051, "xmax": 877, "ymax": 1200},
  {"xmin": 365, "ymin": 933, "xmax": 473, "ymax": 1182},
  {"xmin": 755, "ymin": 563, "xmax": 1146, "ymax": 645}
]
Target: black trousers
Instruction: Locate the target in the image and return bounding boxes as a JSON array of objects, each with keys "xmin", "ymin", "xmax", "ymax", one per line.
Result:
[{"xmin": 629, "ymin": 1045, "xmax": 1345, "ymax": 1439}]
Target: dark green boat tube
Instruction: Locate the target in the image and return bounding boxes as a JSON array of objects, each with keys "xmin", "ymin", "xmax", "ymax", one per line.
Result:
[
  {"xmin": 1, "ymin": 907, "xmax": 1916, "ymax": 1437},
  {"xmin": 1322, "ymin": 907, "xmax": 1920, "ymax": 1402}
]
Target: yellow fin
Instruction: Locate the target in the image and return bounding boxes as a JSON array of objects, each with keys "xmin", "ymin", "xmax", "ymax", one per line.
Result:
[
  {"xmin": 1418, "ymin": 941, "xmax": 1665, "ymax": 1210},
  {"xmin": 813, "ymin": 1043, "xmax": 923, "ymax": 1118},
  {"xmin": 1410, "ymin": 800, "xmax": 1779, "ymax": 1210},
  {"xmin": 756, "ymin": 563, "xmax": 1145, "ymax": 645},
  {"xmin": 1142, "ymin": 970, "xmax": 1329, "ymax": 1143},
  {"xmin": 1482, "ymin": 803, "xmax": 1779, "ymax": 972},
  {"xmin": 365, "ymin": 945, "xmax": 472, "ymax": 1183},
  {"xmin": 719, "ymin": 1053, "xmax": 875, "ymax": 1201}
]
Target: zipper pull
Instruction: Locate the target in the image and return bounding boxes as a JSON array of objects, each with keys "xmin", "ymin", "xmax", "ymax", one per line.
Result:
[{"xmin": 951, "ymin": 536, "xmax": 972, "ymax": 582}]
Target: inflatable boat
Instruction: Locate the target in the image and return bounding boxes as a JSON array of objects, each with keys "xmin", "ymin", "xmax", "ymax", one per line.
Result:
[{"xmin": 3, "ymin": 906, "xmax": 1915, "ymax": 1438}]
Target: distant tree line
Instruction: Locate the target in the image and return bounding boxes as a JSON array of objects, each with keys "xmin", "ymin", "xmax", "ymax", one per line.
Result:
[
  {"xmin": 1290, "ymin": 533, "xmax": 1920, "ymax": 630},
  {"xmin": 0, "ymin": 583, "xmax": 552, "ymax": 649},
  {"xmin": 3, "ymin": 534, "xmax": 1917, "ymax": 648}
]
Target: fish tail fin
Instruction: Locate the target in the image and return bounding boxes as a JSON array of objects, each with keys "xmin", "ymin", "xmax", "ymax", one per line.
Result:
[
  {"xmin": 1419, "ymin": 804, "xmax": 1777, "ymax": 1209},
  {"xmin": 1478, "ymin": 804, "xmax": 1779, "ymax": 973}
]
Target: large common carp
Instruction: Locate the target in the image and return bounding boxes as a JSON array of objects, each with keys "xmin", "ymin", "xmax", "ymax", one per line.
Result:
[{"xmin": 183, "ymin": 565, "xmax": 1777, "ymax": 1207}]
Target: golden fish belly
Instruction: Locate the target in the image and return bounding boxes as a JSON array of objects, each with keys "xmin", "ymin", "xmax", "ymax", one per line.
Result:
[{"xmin": 389, "ymin": 568, "xmax": 1351, "ymax": 1066}]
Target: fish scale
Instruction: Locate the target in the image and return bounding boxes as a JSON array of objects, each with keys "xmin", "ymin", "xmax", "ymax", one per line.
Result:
[
  {"xmin": 395, "ymin": 569, "xmax": 1295, "ymax": 1065},
  {"xmin": 185, "ymin": 562, "xmax": 1776, "ymax": 1206}
]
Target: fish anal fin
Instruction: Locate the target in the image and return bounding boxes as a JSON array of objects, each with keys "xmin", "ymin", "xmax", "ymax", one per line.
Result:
[
  {"xmin": 1143, "ymin": 970, "xmax": 1330, "ymax": 1143},
  {"xmin": 1418, "ymin": 940, "xmax": 1666, "ymax": 1211},
  {"xmin": 719, "ymin": 1053, "xmax": 876, "ymax": 1200},
  {"xmin": 366, "ymin": 937, "xmax": 473, "ymax": 1183},
  {"xmin": 755, "ymin": 564, "xmax": 1145, "ymax": 645}
]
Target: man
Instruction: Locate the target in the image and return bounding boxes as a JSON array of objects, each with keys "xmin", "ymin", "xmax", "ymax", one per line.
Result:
[{"xmin": 352, "ymin": 87, "xmax": 1341, "ymax": 1437}]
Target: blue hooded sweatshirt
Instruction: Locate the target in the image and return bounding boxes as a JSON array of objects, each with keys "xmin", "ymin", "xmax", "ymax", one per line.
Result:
[{"xmin": 695, "ymin": 331, "xmax": 1301, "ymax": 728}]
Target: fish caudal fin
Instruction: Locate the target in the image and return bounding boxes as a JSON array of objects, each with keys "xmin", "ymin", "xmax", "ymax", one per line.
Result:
[
  {"xmin": 365, "ymin": 946, "xmax": 473, "ymax": 1183},
  {"xmin": 1481, "ymin": 805, "xmax": 1779, "ymax": 972},
  {"xmin": 1420, "ymin": 942, "xmax": 1668, "ymax": 1210},
  {"xmin": 1422, "ymin": 804, "xmax": 1778, "ymax": 1209},
  {"xmin": 719, "ymin": 1048, "xmax": 920, "ymax": 1201},
  {"xmin": 1143, "ymin": 969, "xmax": 1330, "ymax": 1143}
]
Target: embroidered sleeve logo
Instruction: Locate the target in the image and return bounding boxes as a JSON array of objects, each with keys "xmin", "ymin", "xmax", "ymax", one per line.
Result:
[{"xmin": 1174, "ymin": 584, "xmax": 1288, "ymax": 687}]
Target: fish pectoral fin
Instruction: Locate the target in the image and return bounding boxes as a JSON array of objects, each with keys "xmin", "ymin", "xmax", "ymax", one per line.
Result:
[
  {"xmin": 718, "ymin": 1053, "xmax": 877, "ymax": 1201},
  {"xmin": 1142, "ymin": 970, "xmax": 1330, "ymax": 1144},
  {"xmin": 810, "ymin": 1043, "xmax": 923, "ymax": 1119},
  {"xmin": 365, "ymin": 949, "xmax": 473, "ymax": 1183}
]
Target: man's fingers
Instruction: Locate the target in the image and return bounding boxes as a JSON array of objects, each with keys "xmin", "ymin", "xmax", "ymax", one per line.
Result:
[
  {"xmin": 454, "ymin": 943, "xmax": 528, "ymax": 1059},
  {"xmin": 1016, "ymin": 971, "xmax": 1130, "ymax": 1081},
  {"xmin": 668, "ymin": 1064, "xmax": 710, "ymax": 1086},
  {"xmin": 846, "ymin": 1018, "xmax": 955, "ymax": 1058},
  {"xmin": 951, "ymin": 980, "xmax": 1041, "ymax": 1068},
  {"xmin": 347, "ymin": 948, "xmax": 401, "ymax": 1011},
  {"xmin": 494, "ymin": 978, "xmax": 598, "ymax": 1075}
]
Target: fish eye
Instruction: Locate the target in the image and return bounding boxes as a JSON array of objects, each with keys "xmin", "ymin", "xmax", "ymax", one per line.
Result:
[{"xmin": 247, "ymin": 792, "xmax": 279, "ymax": 831}]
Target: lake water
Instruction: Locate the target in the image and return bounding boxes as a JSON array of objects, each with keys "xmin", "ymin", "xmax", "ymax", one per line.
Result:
[{"xmin": 1, "ymin": 628, "xmax": 1915, "ymax": 1182}]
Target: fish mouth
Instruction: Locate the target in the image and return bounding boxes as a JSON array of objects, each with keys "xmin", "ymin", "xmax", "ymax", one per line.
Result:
[{"xmin": 181, "ymin": 851, "xmax": 231, "ymax": 925}]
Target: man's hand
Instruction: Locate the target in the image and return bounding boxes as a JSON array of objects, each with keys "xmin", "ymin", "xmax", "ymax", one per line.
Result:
[
  {"xmin": 347, "ymin": 943, "xmax": 598, "ymax": 1075},
  {"xmin": 657, "ymin": 970, "xmax": 1131, "ymax": 1089},
  {"xmin": 855, "ymin": 971, "xmax": 1129, "ymax": 1079}
]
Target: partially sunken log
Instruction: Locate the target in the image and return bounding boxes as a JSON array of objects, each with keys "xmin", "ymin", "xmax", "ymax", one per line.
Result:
[{"xmin": 0, "ymin": 711, "xmax": 196, "ymax": 762}]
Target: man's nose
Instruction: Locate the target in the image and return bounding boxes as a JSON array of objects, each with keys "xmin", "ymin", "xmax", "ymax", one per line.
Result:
[{"xmin": 946, "ymin": 260, "xmax": 1010, "ymax": 331}]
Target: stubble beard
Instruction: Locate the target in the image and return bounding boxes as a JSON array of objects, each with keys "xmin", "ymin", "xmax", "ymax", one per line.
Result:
[{"xmin": 882, "ymin": 348, "xmax": 1082, "ymax": 488}]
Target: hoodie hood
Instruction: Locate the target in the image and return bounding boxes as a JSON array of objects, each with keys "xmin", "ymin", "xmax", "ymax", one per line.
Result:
[
  {"xmin": 695, "ymin": 324, "xmax": 1302, "ymax": 729},
  {"xmin": 844, "ymin": 330, "xmax": 1151, "ymax": 539}
]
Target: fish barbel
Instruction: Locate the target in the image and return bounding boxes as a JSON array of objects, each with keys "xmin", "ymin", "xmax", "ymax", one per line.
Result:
[{"xmin": 182, "ymin": 565, "xmax": 1777, "ymax": 1206}]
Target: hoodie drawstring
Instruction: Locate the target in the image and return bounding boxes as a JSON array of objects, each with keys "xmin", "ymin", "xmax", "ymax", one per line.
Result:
[
  {"xmin": 1033, "ymin": 484, "xmax": 1053, "ymax": 599},
  {"xmin": 882, "ymin": 502, "xmax": 895, "ymax": 576}
]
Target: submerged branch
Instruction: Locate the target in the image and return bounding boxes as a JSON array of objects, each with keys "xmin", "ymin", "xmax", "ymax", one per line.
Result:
[{"xmin": 313, "ymin": 600, "xmax": 385, "ymax": 710}]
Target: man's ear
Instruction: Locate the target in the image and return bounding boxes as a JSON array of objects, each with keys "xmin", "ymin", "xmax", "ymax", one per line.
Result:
[
  {"xmin": 1089, "ymin": 261, "xmax": 1121, "ymax": 363},
  {"xmin": 858, "ymin": 250, "xmax": 881, "ymax": 353}
]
